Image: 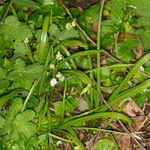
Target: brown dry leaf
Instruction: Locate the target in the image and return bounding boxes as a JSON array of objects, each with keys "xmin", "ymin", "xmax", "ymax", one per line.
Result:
[
  {"xmin": 115, "ymin": 134, "xmax": 131, "ymax": 150},
  {"xmin": 132, "ymin": 116, "xmax": 147, "ymax": 131},
  {"xmin": 117, "ymin": 97, "xmax": 144, "ymax": 117}
]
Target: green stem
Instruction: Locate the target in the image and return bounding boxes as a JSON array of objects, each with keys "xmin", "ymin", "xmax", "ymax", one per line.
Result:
[
  {"xmin": 49, "ymin": 133, "xmax": 72, "ymax": 143},
  {"xmin": 96, "ymin": 0, "xmax": 105, "ymax": 107},
  {"xmin": 21, "ymin": 81, "xmax": 38, "ymax": 111},
  {"xmin": 62, "ymin": 79, "xmax": 67, "ymax": 118}
]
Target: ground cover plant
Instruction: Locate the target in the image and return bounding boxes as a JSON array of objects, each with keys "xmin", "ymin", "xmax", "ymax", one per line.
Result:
[{"xmin": 0, "ymin": 0, "xmax": 150, "ymax": 149}]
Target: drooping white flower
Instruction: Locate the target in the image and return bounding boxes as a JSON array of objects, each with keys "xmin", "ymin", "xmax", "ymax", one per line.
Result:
[
  {"xmin": 50, "ymin": 78, "xmax": 57, "ymax": 87},
  {"xmin": 56, "ymin": 140, "xmax": 62, "ymax": 146},
  {"xmin": 24, "ymin": 38, "xmax": 29, "ymax": 43},
  {"xmin": 66, "ymin": 22, "xmax": 72, "ymax": 29},
  {"xmin": 49, "ymin": 64, "xmax": 55, "ymax": 69},
  {"xmin": 66, "ymin": 19, "xmax": 76, "ymax": 29},
  {"xmin": 56, "ymin": 51, "xmax": 63, "ymax": 61},
  {"xmin": 139, "ymin": 66, "xmax": 144, "ymax": 72}
]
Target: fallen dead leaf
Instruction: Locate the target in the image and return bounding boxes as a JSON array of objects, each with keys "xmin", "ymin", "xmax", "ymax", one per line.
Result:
[
  {"xmin": 132, "ymin": 116, "xmax": 147, "ymax": 131},
  {"xmin": 115, "ymin": 134, "xmax": 131, "ymax": 150},
  {"xmin": 117, "ymin": 97, "xmax": 144, "ymax": 117}
]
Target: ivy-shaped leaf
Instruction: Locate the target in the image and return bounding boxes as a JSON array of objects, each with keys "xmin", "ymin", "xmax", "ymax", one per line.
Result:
[
  {"xmin": 11, "ymin": 110, "xmax": 36, "ymax": 140},
  {"xmin": 94, "ymin": 138, "xmax": 115, "ymax": 150}
]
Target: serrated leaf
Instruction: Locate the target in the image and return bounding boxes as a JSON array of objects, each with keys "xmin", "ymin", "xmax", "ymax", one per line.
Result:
[
  {"xmin": 49, "ymin": 24, "xmax": 61, "ymax": 37},
  {"xmin": 94, "ymin": 138, "xmax": 115, "ymax": 150},
  {"xmin": 0, "ymin": 16, "xmax": 32, "ymax": 55},
  {"xmin": 116, "ymin": 38, "xmax": 138, "ymax": 62},
  {"xmin": 49, "ymin": 24, "xmax": 79, "ymax": 41},
  {"xmin": 12, "ymin": 110, "xmax": 36, "ymax": 139},
  {"xmin": 132, "ymin": 0, "xmax": 150, "ymax": 17},
  {"xmin": 58, "ymin": 28, "xmax": 79, "ymax": 41},
  {"xmin": 7, "ymin": 98, "xmax": 23, "ymax": 120},
  {"xmin": 9, "ymin": 64, "xmax": 45, "ymax": 81},
  {"xmin": 13, "ymin": 0, "xmax": 38, "ymax": 9}
]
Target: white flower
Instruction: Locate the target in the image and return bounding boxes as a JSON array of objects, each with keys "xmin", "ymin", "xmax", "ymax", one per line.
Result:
[
  {"xmin": 50, "ymin": 78, "xmax": 57, "ymax": 87},
  {"xmin": 139, "ymin": 66, "xmax": 144, "ymax": 72},
  {"xmin": 66, "ymin": 22, "xmax": 72, "ymax": 29},
  {"xmin": 49, "ymin": 64, "xmax": 55, "ymax": 69},
  {"xmin": 56, "ymin": 51, "xmax": 63, "ymax": 61},
  {"xmin": 59, "ymin": 76, "xmax": 65, "ymax": 82},
  {"xmin": 66, "ymin": 19, "xmax": 76, "ymax": 29},
  {"xmin": 24, "ymin": 38, "xmax": 29, "ymax": 43},
  {"xmin": 56, "ymin": 72, "xmax": 65, "ymax": 82},
  {"xmin": 56, "ymin": 72, "xmax": 62, "ymax": 79},
  {"xmin": 56, "ymin": 140, "xmax": 62, "ymax": 146}
]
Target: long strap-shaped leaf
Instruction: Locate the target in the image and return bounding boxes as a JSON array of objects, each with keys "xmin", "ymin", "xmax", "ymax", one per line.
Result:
[
  {"xmin": 58, "ymin": 50, "xmax": 101, "ymax": 67},
  {"xmin": 103, "ymin": 79, "xmax": 150, "ymax": 111},
  {"xmin": 109, "ymin": 53, "xmax": 150, "ymax": 101},
  {"xmin": 62, "ymin": 70, "xmax": 92, "ymax": 85},
  {"xmin": 36, "ymin": 14, "xmax": 50, "ymax": 64},
  {"xmin": 59, "ymin": 112, "xmax": 132, "ymax": 129},
  {"xmin": 67, "ymin": 128, "xmax": 86, "ymax": 150}
]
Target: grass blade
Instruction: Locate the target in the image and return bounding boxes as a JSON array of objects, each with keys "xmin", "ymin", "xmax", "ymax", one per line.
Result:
[
  {"xmin": 59, "ymin": 112, "xmax": 132, "ymax": 129},
  {"xmin": 36, "ymin": 14, "xmax": 50, "ymax": 64},
  {"xmin": 96, "ymin": 0, "xmax": 105, "ymax": 107},
  {"xmin": 109, "ymin": 53, "xmax": 150, "ymax": 101},
  {"xmin": 58, "ymin": 50, "xmax": 101, "ymax": 67}
]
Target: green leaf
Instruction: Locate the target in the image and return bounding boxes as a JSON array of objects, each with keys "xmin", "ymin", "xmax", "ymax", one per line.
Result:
[
  {"xmin": 136, "ymin": 29, "xmax": 150, "ymax": 50},
  {"xmin": 59, "ymin": 112, "xmax": 132, "ymax": 129},
  {"xmin": 78, "ymin": 4, "xmax": 100, "ymax": 35},
  {"xmin": 94, "ymin": 138, "xmax": 115, "ymax": 150},
  {"xmin": 54, "ymin": 101, "xmax": 63, "ymax": 116},
  {"xmin": 0, "ymin": 16, "xmax": 32, "ymax": 55},
  {"xmin": 9, "ymin": 64, "xmax": 45, "ymax": 81},
  {"xmin": 7, "ymin": 98, "xmax": 23, "ymax": 120},
  {"xmin": 49, "ymin": 24, "xmax": 79, "ymax": 41},
  {"xmin": 63, "ymin": 70, "xmax": 92, "ymax": 85},
  {"xmin": 58, "ymin": 28, "xmax": 79, "ymax": 41},
  {"xmin": 109, "ymin": 53, "xmax": 150, "ymax": 101},
  {"xmin": 13, "ymin": 0, "xmax": 38, "ymax": 9},
  {"xmin": 132, "ymin": 0, "xmax": 150, "ymax": 17},
  {"xmin": 65, "ymin": 96, "xmax": 80, "ymax": 113},
  {"xmin": 116, "ymin": 38, "xmax": 138, "ymax": 62},
  {"xmin": 0, "ymin": 67, "xmax": 6, "ymax": 80},
  {"xmin": 11, "ymin": 110, "xmax": 36, "ymax": 139},
  {"xmin": 0, "ymin": 116, "xmax": 5, "ymax": 129},
  {"xmin": 0, "ymin": 89, "xmax": 22, "ymax": 109}
]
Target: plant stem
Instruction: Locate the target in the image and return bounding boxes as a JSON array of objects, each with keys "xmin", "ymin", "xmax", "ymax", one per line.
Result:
[{"xmin": 96, "ymin": 0, "xmax": 105, "ymax": 107}]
